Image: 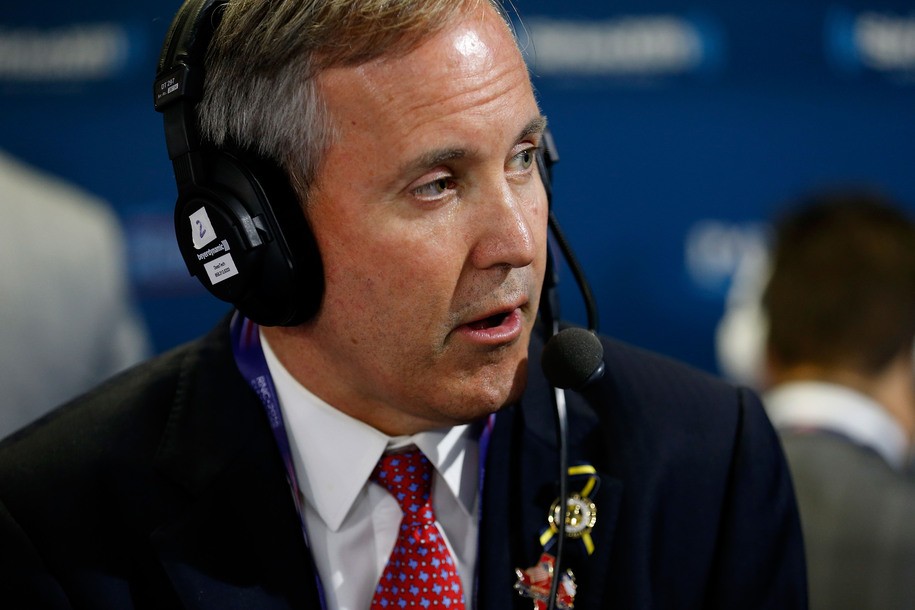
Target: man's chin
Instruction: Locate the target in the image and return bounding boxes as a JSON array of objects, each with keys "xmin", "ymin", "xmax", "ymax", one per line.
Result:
[{"xmin": 472, "ymin": 355, "xmax": 530, "ymax": 414}]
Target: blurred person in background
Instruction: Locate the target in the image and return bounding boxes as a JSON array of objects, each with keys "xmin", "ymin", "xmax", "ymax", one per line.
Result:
[
  {"xmin": 0, "ymin": 149, "xmax": 150, "ymax": 439},
  {"xmin": 719, "ymin": 189, "xmax": 915, "ymax": 609}
]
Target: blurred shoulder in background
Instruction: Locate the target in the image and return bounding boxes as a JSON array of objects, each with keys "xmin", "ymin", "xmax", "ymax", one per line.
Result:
[{"xmin": 0, "ymin": 149, "xmax": 150, "ymax": 440}]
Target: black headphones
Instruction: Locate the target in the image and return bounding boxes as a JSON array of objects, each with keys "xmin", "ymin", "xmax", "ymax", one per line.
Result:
[
  {"xmin": 154, "ymin": 0, "xmax": 323, "ymax": 327},
  {"xmin": 153, "ymin": 0, "xmax": 572, "ymax": 329}
]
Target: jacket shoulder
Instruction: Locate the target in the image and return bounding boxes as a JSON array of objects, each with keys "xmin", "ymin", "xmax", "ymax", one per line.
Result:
[
  {"xmin": 0, "ymin": 319, "xmax": 233, "ymax": 492},
  {"xmin": 594, "ymin": 335, "xmax": 754, "ymax": 416},
  {"xmin": 573, "ymin": 335, "xmax": 774, "ymax": 475}
]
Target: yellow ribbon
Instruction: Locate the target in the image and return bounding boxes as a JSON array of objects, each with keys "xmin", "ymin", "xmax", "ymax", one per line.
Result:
[{"xmin": 539, "ymin": 464, "xmax": 599, "ymax": 555}]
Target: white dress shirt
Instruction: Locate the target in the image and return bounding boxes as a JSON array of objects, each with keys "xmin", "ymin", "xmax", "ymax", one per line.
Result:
[
  {"xmin": 764, "ymin": 381, "xmax": 910, "ymax": 471},
  {"xmin": 261, "ymin": 332, "xmax": 480, "ymax": 610}
]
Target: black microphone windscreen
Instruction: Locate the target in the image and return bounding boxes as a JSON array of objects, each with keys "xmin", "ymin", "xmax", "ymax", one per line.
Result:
[{"xmin": 541, "ymin": 327, "xmax": 605, "ymax": 390}]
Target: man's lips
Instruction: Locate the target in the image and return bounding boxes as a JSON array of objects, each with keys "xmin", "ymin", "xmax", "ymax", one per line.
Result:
[
  {"xmin": 466, "ymin": 310, "xmax": 512, "ymax": 331},
  {"xmin": 455, "ymin": 306, "xmax": 526, "ymax": 344}
]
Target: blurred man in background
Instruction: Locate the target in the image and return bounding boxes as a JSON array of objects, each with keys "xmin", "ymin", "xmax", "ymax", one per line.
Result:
[
  {"xmin": 721, "ymin": 189, "xmax": 915, "ymax": 609},
  {"xmin": 0, "ymin": 149, "xmax": 150, "ymax": 439}
]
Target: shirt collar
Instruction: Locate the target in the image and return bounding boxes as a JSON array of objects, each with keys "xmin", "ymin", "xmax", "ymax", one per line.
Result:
[
  {"xmin": 260, "ymin": 331, "xmax": 478, "ymax": 531},
  {"xmin": 764, "ymin": 380, "xmax": 910, "ymax": 470}
]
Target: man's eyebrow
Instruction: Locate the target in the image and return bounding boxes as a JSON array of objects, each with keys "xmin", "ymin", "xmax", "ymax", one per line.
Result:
[
  {"xmin": 519, "ymin": 115, "xmax": 548, "ymax": 142},
  {"xmin": 404, "ymin": 148, "xmax": 468, "ymax": 176},
  {"xmin": 400, "ymin": 115, "xmax": 549, "ymax": 178}
]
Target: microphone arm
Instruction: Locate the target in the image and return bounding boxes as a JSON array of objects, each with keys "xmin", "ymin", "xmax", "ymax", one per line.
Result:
[
  {"xmin": 538, "ymin": 129, "xmax": 598, "ymax": 334},
  {"xmin": 548, "ymin": 210, "xmax": 600, "ymax": 334},
  {"xmin": 548, "ymin": 385, "xmax": 569, "ymax": 610},
  {"xmin": 537, "ymin": 129, "xmax": 603, "ymax": 610}
]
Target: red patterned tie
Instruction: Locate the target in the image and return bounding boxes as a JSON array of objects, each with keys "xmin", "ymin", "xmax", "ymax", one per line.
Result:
[{"xmin": 370, "ymin": 449, "xmax": 466, "ymax": 610}]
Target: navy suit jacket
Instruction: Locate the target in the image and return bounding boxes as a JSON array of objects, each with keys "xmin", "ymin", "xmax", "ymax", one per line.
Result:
[{"xmin": 0, "ymin": 317, "xmax": 806, "ymax": 608}]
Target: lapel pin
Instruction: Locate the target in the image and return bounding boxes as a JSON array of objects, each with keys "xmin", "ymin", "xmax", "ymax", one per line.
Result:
[
  {"xmin": 514, "ymin": 552, "xmax": 577, "ymax": 609},
  {"xmin": 539, "ymin": 464, "xmax": 600, "ymax": 556},
  {"xmin": 513, "ymin": 463, "xmax": 599, "ymax": 608}
]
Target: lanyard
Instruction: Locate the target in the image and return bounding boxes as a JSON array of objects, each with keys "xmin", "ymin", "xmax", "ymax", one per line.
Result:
[
  {"xmin": 474, "ymin": 411, "xmax": 495, "ymax": 608},
  {"xmin": 229, "ymin": 311, "xmax": 495, "ymax": 609},
  {"xmin": 229, "ymin": 312, "xmax": 328, "ymax": 608}
]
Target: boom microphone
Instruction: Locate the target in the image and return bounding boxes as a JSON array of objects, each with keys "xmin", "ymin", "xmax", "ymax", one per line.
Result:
[
  {"xmin": 541, "ymin": 327, "xmax": 605, "ymax": 390},
  {"xmin": 536, "ymin": 130, "xmax": 604, "ymax": 610},
  {"xmin": 539, "ymin": 327, "xmax": 604, "ymax": 610}
]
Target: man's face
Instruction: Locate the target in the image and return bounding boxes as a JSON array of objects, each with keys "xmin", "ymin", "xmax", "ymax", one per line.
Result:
[{"xmin": 269, "ymin": 5, "xmax": 548, "ymax": 435}]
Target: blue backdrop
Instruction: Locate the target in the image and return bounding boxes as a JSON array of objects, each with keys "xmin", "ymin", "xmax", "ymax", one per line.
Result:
[{"xmin": 2, "ymin": 0, "xmax": 914, "ymax": 375}]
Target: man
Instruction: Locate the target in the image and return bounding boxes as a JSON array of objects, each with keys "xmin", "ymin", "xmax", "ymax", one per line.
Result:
[
  {"xmin": 0, "ymin": 1, "xmax": 806, "ymax": 608},
  {"xmin": 762, "ymin": 192, "xmax": 915, "ymax": 610},
  {"xmin": 0, "ymin": 150, "xmax": 150, "ymax": 439}
]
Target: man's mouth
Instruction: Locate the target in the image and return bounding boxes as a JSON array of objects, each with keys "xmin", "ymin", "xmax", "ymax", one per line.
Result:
[
  {"xmin": 455, "ymin": 307, "xmax": 525, "ymax": 346},
  {"xmin": 466, "ymin": 311, "xmax": 511, "ymax": 331}
]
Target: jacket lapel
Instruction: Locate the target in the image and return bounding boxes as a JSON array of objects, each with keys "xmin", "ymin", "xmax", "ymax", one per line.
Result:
[
  {"xmin": 150, "ymin": 319, "xmax": 322, "ymax": 609},
  {"xmin": 478, "ymin": 330, "xmax": 622, "ymax": 610}
]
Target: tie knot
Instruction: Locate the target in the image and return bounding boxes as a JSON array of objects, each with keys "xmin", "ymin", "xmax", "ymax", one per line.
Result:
[{"xmin": 372, "ymin": 449, "xmax": 434, "ymax": 517}]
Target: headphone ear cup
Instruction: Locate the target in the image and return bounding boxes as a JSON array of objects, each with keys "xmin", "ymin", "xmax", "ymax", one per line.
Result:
[
  {"xmin": 157, "ymin": 0, "xmax": 323, "ymax": 327},
  {"xmin": 174, "ymin": 149, "xmax": 323, "ymax": 326}
]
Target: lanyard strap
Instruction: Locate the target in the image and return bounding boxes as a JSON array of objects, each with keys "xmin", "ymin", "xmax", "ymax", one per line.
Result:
[
  {"xmin": 473, "ymin": 413, "xmax": 495, "ymax": 608},
  {"xmin": 229, "ymin": 311, "xmax": 328, "ymax": 609},
  {"xmin": 229, "ymin": 311, "xmax": 495, "ymax": 609}
]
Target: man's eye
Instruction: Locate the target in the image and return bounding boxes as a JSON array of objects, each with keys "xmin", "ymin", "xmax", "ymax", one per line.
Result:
[
  {"xmin": 413, "ymin": 177, "xmax": 455, "ymax": 199},
  {"xmin": 511, "ymin": 148, "xmax": 535, "ymax": 171}
]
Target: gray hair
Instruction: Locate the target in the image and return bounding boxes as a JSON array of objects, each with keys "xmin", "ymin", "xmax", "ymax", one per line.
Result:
[{"xmin": 197, "ymin": 0, "xmax": 505, "ymax": 205}]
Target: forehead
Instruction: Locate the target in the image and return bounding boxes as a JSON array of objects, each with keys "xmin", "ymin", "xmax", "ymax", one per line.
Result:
[{"xmin": 317, "ymin": 4, "xmax": 538, "ymax": 148}]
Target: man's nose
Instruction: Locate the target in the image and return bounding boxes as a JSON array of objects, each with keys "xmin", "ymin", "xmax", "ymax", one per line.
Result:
[{"xmin": 469, "ymin": 180, "xmax": 538, "ymax": 270}]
